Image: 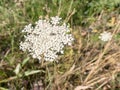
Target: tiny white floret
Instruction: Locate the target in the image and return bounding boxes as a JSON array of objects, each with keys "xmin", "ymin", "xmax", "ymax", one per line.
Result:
[
  {"xmin": 50, "ymin": 16, "xmax": 62, "ymax": 25},
  {"xmin": 99, "ymin": 31, "xmax": 112, "ymax": 41}
]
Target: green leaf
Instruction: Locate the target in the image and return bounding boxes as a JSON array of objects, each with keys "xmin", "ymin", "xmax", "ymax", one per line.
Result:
[
  {"xmin": 14, "ymin": 63, "xmax": 21, "ymax": 75},
  {"xmin": 24, "ymin": 70, "xmax": 44, "ymax": 76},
  {"xmin": 0, "ymin": 87, "xmax": 8, "ymax": 90},
  {"xmin": 22, "ymin": 57, "xmax": 30, "ymax": 67}
]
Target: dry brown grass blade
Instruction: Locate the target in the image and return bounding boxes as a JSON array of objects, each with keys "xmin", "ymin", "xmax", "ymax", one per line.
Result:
[
  {"xmin": 84, "ymin": 20, "xmax": 120, "ymax": 83},
  {"xmin": 54, "ymin": 64, "xmax": 76, "ymax": 85}
]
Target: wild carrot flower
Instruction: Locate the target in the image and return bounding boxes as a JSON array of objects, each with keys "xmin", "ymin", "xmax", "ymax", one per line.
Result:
[
  {"xmin": 99, "ymin": 31, "xmax": 112, "ymax": 41},
  {"xmin": 20, "ymin": 16, "xmax": 74, "ymax": 62}
]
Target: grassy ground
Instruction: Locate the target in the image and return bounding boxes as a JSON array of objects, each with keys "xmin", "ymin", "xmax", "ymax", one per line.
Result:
[{"xmin": 0, "ymin": 0, "xmax": 120, "ymax": 90}]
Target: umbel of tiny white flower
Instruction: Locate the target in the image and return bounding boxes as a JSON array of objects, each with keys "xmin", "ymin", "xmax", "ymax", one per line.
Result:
[
  {"xmin": 20, "ymin": 16, "xmax": 74, "ymax": 62},
  {"xmin": 99, "ymin": 31, "xmax": 112, "ymax": 41}
]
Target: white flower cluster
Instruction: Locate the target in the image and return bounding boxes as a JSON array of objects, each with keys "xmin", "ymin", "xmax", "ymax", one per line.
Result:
[
  {"xmin": 20, "ymin": 16, "xmax": 74, "ymax": 62},
  {"xmin": 99, "ymin": 31, "xmax": 112, "ymax": 41}
]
